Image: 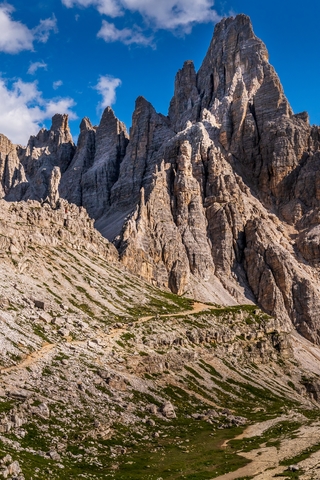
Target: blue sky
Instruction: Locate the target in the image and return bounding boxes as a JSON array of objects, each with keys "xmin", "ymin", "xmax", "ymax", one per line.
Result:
[{"xmin": 0, "ymin": 0, "xmax": 319, "ymax": 144}]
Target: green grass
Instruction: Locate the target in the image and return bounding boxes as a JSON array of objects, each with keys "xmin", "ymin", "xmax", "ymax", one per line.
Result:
[
  {"xmin": 121, "ymin": 332, "xmax": 135, "ymax": 342},
  {"xmin": 184, "ymin": 366, "xmax": 204, "ymax": 380},
  {"xmin": 109, "ymin": 422, "xmax": 249, "ymax": 479},
  {"xmin": 127, "ymin": 292, "xmax": 194, "ymax": 317},
  {"xmin": 0, "ymin": 400, "xmax": 14, "ymax": 413},
  {"xmin": 42, "ymin": 366, "xmax": 53, "ymax": 376},
  {"xmin": 68, "ymin": 297, "xmax": 95, "ymax": 317},
  {"xmin": 198, "ymin": 360, "xmax": 223, "ymax": 379},
  {"xmin": 32, "ymin": 324, "xmax": 51, "ymax": 343}
]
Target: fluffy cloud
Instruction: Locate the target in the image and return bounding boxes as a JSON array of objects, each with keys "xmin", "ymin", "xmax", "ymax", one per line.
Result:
[
  {"xmin": 0, "ymin": 77, "xmax": 77, "ymax": 145},
  {"xmin": 27, "ymin": 62, "xmax": 47, "ymax": 75},
  {"xmin": 0, "ymin": 4, "xmax": 57, "ymax": 54},
  {"xmin": 121, "ymin": 0, "xmax": 220, "ymax": 30},
  {"xmin": 97, "ymin": 20, "xmax": 151, "ymax": 45},
  {"xmin": 62, "ymin": 0, "xmax": 122, "ymax": 17},
  {"xmin": 94, "ymin": 74, "xmax": 121, "ymax": 111},
  {"xmin": 62, "ymin": 0, "xmax": 220, "ymax": 38}
]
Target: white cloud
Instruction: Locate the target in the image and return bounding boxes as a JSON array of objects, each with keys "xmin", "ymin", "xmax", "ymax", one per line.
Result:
[
  {"xmin": 97, "ymin": 20, "xmax": 152, "ymax": 45},
  {"xmin": 0, "ymin": 4, "xmax": 33, "ymax": 53},
  {"xmin": 44, "ymin": 98, "xmax": 77, "ymax": 118},
  {"xmin": 0, "ymin": 77, "xmax": 77, "ymax": 145},
  {"xmin": 27, "ymin": 61, "xmax": 47, "ymax": 75},
  {"xmin": 94, "ymin": 74, "xmax": 121, "ymax": 111},
  {"xmin": 62, "ymin": 0, "xmax": 122, "ymax": 17},
  {"xmin": 0, "ymin": 4, "xmax": 57, "ymax": 54},
  {"xmin": 53, "ymin": 80, "xmax": 63, "ymax": 90},
  {"xmin": 62, "ymin": 0, "xmax": 220, "ymax": 35},
  {"xmin": 122, "ymin": 0, "xmax": 220, "ymax": 30}
]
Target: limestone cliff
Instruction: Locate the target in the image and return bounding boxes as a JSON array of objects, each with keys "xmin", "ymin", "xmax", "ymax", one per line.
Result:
[{"xmin": 2, "ymin": 14, "xmax": 320, "ymax": 345}]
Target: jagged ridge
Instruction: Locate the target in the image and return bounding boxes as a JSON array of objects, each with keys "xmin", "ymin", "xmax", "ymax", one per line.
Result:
[{"xmin": 1, "ymin": 14, "xmax": 320, "ymax": 345}]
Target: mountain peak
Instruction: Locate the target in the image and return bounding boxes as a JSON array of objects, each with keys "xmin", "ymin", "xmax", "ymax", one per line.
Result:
[{"xmin": 0, "ymin": 14, "xmax": 319, "ymax": 349}]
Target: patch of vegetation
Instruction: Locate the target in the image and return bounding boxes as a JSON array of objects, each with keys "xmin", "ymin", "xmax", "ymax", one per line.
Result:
[
  {"xmin": 120, "ymin": 332, "xmax": 135, "ymax": 342},
  {"xmin": 75, "ymin": 285, "xmax": 108, "ymax": 312},
  {"xmin": 45, "ymin": 286, "xmax": 62, "ymax": 301},
  {"xmin": 53, "ymin": 353, "xmax": 69, "ymax": 362},
  {"xmin": 32, "ymin": 324, "xmax": 51, "ymax": 343},
  {"xmin": 127, "ymin": 291, "xmax": 194, "ymax": 317},
  {"xmin": 139, "ymin": 351, "xmax": 149, "ymax": 356},
  {"xmin": 184, "ymin": 365, "xmax": 204, "ymax": 380},
  {"xmin": 0, "ymin": 400, "xmax": 14, "ymax": 414},
  {"xmin": 230, "ymin": 421, "xmax": 302, "ymax": 454},
  {"xmin": 42, "ymin": 366, "xmax": 53, "ymax": 376},
  {"xmin": 68, "ymin": 297, "xmax": 95, "ymax": 317},
  {"xmin": 198, "ymin": 360, "xmax": 223, "ymax": 379}
]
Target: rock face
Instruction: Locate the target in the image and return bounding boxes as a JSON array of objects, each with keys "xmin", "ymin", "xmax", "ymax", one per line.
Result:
[
  {"xmin": 2, "ymin": 14, "xmax": 320, "ymax": 344},
  {"xmin": 22, "ymin": 114, "xmax": 76, "ymax": 202},
  {"xmin": 60, "ymin": 108, "xmax": 129, "ymax": 220},
  {"xmin": 59, "ymin": 117, "xmax": 96, "ymax": 207},
  {"xmin": 0, "ymin": 134, "xmax": 27, "ymax": 200},
  {"xmin": 0, "ymin": 198, "xmax": 118, "ymax": 263}
]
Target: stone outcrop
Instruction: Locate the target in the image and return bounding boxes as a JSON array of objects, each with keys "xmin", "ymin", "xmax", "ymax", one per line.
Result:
[
  {"xmin": 59, "ymin": 117, "xmax": 96, "ymax": 207},
  {"xmin": 0, "ymin": 134, "xmax": 27, "ymax": 201},
  {"xmin": 60, "ymin": 108, "xmax": 129, "ymax": 220},
  {"xmin": 21, "ymin": 114, "xmax": 76, "ymax": 202},
  {"xmin": 0, "ymin": 199, "xmax": 118, "ymax": 263}
]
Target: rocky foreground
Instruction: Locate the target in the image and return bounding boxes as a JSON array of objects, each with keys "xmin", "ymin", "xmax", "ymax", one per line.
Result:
[
  {"xmin": 2, "ymin": 12, "xmax": 320, "ymax": 480},
  {"xmin": 0, "ymin": 196, "xmax": 320, "ymax": 479}
]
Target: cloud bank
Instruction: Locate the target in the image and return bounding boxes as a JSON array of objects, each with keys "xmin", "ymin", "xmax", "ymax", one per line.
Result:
[
  {"xmin": 0, "ymin": 77, "xmax": 77, "ymax": 145},
  {"xmin": 97, "ymin": 20, "xmax": 152, "ymax": 46},
  {"xmin": 0, "ymin": 4, "xmax": 57, "ymax": 54},
  {"xmin": 62, "ymin": 0, "xmax": 220, "ymax": 44}
]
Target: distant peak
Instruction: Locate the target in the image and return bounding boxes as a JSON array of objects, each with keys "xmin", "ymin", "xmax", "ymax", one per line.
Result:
[
  {"xmin": 51, "ymin": 113, "xmax": 70, "ymax": 133},
  {"xmin": 80, "ymin": 117, "xmax": 93, "ymax": 132},
  {"xmin": 102, "ymin": 106, "xmax": 116, "ymax": 117},
  {"xmin": 136, "ymin": 96, "xmax": 150, "ymax": 107},
  {"xmin": 216, "ymin": 13, "xmax": 253, "ymax": 31},
  {"xmin": 97, "ymin": 105, "xmax": 128, "ymax": 139}
]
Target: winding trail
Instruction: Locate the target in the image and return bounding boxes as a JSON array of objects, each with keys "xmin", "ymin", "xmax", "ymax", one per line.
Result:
[
  {"xmin": 1, "ymin": 343, "xmax": 55, "ymax": 374},
  {"xmin": 0, "ymin": 302, "xmax": 211, "ymax": 373}
]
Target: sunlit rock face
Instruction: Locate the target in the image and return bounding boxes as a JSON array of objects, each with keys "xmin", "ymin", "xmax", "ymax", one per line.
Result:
[{"xmin": 2, "ymin": 14, "xmax": 320, "ymax": 344}]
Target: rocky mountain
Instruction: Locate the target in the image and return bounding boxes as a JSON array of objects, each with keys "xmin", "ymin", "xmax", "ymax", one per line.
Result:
[
  {"xmin": 0, "ymin": 15, "xmax": 320, "ymax": 480},
  {"xmin": 3, "ymin": 15, "xmax": 320, "ymax": 477},
  {"xmin": 1, "ymin": 14, "xmax": 320, "ymax": 348}
]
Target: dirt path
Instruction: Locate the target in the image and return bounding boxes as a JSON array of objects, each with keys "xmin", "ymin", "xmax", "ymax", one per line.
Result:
[
  {"xmin": 213, "ymin": 419, "xmax": 320, "ymax": 480},
  {"xmin": 1, "ymin": 343, "xmax": 55, "ymax": 373},
  {"xmin": 1, "ymin": 302, "xmax": 212, "ymax": 372},
  {"xmin": 108, "ymin": 301, "xmax": 211, "ymax": 339},
  {"xmin": 159, "ymin": 302, "xmax": 211, "ymax": 318}
]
